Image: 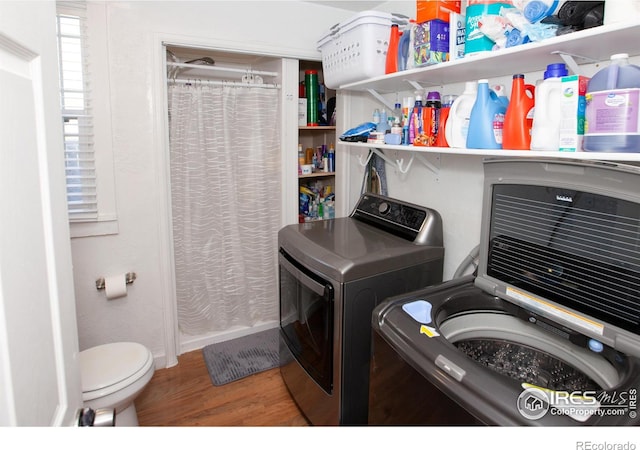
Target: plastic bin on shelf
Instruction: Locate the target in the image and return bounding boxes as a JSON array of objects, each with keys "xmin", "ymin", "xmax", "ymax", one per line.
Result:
[{"xmin": 317, "ymin": 11, "xmax": 408, "ymax": 89}]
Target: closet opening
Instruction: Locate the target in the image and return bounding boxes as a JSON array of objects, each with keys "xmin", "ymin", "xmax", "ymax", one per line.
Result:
[{"xmin": 164, "ymin": 44, "xmax": 284, "ymax": 354}]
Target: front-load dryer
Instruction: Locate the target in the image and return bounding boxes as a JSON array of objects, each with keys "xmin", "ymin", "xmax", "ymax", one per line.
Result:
[{"xmin": 279, "ymin": 193, "xmax": 444, "ymax": 425}]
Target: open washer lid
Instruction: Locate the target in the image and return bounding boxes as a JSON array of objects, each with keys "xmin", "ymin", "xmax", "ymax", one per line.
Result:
[
  {"xmin": 80, "ymin": 342, "xmax": 152, "ymax": 394},
  {"xmin": 475, "ymin": 159, "xmax": 640, "ymax": 358}
]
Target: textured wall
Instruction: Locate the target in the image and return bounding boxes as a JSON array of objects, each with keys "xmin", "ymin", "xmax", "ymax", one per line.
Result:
[{"xmin": 70, "ymin": 0, "xmax": 383, "ymax": 365}]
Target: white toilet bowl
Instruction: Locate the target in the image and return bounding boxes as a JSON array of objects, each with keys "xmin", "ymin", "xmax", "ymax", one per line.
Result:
[{"xmin": 79, "ymin": 342, "xmax": 155, "ymax": 426}]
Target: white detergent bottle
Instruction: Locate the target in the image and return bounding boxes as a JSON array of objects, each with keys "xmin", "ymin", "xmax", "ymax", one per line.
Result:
[
  {"xmin": 530, "ymin": 63, "xmax": 568, "ymax": 151},
  {"xmin": 445, "ymin": 81, "xmax": 478, "ymax": 148}
]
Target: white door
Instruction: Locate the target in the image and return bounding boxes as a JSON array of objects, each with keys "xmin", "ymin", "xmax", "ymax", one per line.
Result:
[{"xmin": 0, "ymin": 1, "xmax": 83, "ymax": 426}]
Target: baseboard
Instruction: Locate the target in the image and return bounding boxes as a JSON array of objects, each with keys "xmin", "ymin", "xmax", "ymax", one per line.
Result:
[{"xmin": 178, "ymin": 320, "xmax": 279, "ymax": 355}]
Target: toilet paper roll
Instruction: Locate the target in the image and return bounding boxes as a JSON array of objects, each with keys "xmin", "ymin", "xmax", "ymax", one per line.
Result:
[{"xmin": 104, "ymin": 274, "xmax": 127, "ymax": 300}]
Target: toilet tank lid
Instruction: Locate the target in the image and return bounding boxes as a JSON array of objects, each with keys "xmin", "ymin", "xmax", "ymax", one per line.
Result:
[{"xmin": 80, "ymin": 342, "xmax": 152, "ymax": 393}]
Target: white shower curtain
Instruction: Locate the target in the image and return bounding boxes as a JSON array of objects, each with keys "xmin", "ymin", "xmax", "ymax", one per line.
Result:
[{"xmin": 168, "ymin": 82, "xmax": 281, "ymax": 335}]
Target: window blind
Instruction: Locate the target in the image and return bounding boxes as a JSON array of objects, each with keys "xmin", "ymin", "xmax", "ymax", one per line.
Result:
[{"xmin": 56, "ymin": 2, "xmax": 97, "ymax": 221}]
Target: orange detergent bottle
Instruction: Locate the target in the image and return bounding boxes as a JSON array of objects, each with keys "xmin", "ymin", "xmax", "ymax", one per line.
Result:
[{"xmin": 503, "ymin": 74, "xmax": 535, "ymax": 150}]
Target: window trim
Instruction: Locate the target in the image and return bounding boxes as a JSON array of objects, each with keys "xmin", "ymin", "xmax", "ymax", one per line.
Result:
[{"xmin": 57, "ymin": 1, "xmax": 118, "ymax": 238}]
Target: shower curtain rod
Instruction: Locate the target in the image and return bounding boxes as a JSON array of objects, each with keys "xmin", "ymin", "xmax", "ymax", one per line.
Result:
[
  {"xmin": 169, "ymin": 78, "xmax": 281, "ymax": 89},
  {"xmin": 166, "ymin": 61, "xmax": 279, "ymax": 78}
]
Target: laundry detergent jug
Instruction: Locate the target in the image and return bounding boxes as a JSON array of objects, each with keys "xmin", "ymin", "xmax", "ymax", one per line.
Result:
[
  {"xmin": 530, "ymin": 63, "xmax": 568, "ymax": 151},
  {"xmin": 467, "ymin": 79, "xmax": 507, "ymax": 149},
  {"xmin": 503, "ymin": 74, "xmax": 535, "ymax": 150},
  {"xmin": 445, "ymin": 81, "xmax": 478, "ymax": 148},
  {"xmin": 584, "ymin": 53, "xmax": 640, "ymax": 152},
  {"xmin": 435, "ymin": 95, "xmax": 457, "ymax": 147}
]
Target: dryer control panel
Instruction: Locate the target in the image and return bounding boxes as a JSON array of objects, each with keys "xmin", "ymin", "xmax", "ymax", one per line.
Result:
[{"xmin": 351, "ymin": 193, "xmax": 443, "ymax": 246}]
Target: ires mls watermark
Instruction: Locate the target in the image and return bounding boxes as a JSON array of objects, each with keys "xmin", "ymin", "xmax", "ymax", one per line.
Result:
[{"xmin": 516, "ymin": 386, "xmax": 637, "ymax": 421}]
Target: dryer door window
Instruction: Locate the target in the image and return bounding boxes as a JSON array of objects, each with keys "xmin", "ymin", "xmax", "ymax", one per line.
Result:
[{"xmin": 279, "ymin": 249, "xmax": 334, "ymax": 394}]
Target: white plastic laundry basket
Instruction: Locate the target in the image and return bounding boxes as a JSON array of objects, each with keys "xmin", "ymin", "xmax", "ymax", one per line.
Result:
[{"xmin": 317, "ymin": 11, "xmax": 408, "ymax": 89}]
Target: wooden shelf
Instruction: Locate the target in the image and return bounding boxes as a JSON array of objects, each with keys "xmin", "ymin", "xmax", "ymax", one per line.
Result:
[
  {"xmin": 299, "ymin": 126, "xmax": 336, "ymax": 131},
  {"xmin": 299, "ymin": 171, "xmax": 335, "ymax": 179}
]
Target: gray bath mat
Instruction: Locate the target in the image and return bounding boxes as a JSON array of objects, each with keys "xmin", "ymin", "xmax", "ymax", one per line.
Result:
[{"xmin": 202, "ymin": 327, "xmax": 281, "ymax": 386}]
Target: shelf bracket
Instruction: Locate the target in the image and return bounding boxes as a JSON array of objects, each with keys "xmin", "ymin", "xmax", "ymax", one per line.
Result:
[
  {"xmin": 366, "ymin": 88, "xmax": 396, "ymax": 112},
  {"xmin": 358, "ymin": 148, "xmax": 407, "ymax": 172},
  {"xmin": 408, "ymin": 79, "xmax": 441, "ymax": 90},
  {"xmin": 357, "ymin": 148, "xmax": 375, "ymax": 167},
  {"xmin": 395, "ymin": 152, "xmax": 415, "ymax": 174},
  {"xmin": 358, "ymin": 147, "xmax": 440, "ymax": 175},
  {"xmin": 550, "ymin": 51, "xmax": 599, "ymax": 76},
  {"xmin": 365, "ymin": 80, "xmax": 439, "ymax": 113},
  {"xmin": 413, "ymin": 152, "xmax": 440, "ymax": 175},
  {"xmin": 407, "ymin": 80, "xmax": 424, "ymax": 92}
]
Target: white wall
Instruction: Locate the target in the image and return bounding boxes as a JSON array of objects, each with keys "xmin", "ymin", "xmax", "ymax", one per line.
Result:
[
  {"xmin": 72, "ymin": 0, "xmax": 625, "ymax": 366},
  {"xmin": 70, "ymin": 1, "xmax": 361, "ymax": 366}
]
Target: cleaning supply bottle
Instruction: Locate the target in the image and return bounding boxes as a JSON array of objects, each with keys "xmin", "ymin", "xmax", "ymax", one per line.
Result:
[
  {"xmin": 446, "ymin": 81, "xmax": 478, "ymax": 148},
  {"xmin": 392, "ymin": 102, "xmax": 403, "ymax": 127},
  {"xmin": 402, "ymin": 96, "xmax": 414, "ymax": 144},
  {"xmin": 530, "ymin": 63, "xmax": 568, "ymax": 151},
  {"xmin": 467, "ymin": 79, "xmax": 507, "ymax": 149},
  {"xmin": 397, "ymin": 21, "xmax": 413, "ymax": 71},
  {"xmin": 408, "ymin": 94, "xmax": 423, "ymax": 145},
  {"xmin": 584, "ymin": 53, "xmax": 640, "ymax": 152},
  {"xmin": 298, "ymin": 144, "xmax": 304, "ymax": 174},
  {"xmin": 435, "ymin": 95, "xmax": 457, "ymax": 147},
  {"xmin": 378, "ymin": 109, "xmax": 389, "ymax": 134},
  {"xmin": 402, "ymin": 96, "xmax": 414, "ymax": 126},
  {"xmin": 422, "ymin": 91, "xmax": 441, "ymax": 146},
  {"xmin": 305, "ymin": 70, "xmax": 319, "ymax": 126},
  {"xmin": 385, "ymin": 24, "xmax": 401, "ymax": 74},
  {"xmin": 327, "ymin": 144, "xmax": 335, "ymax": 172},
  {"xmin": 503, "ymin": 74, "xmax": 536, "ymax": 150}
]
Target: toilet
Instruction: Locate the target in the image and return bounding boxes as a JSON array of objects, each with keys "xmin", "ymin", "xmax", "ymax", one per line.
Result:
[{"xmin": 79, "ymin": 342, "xmax": 155, "ymax": 426}]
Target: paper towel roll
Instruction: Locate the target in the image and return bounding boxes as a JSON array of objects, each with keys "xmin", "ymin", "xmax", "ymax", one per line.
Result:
[{"xmin": 105, "ymin": 274, "xmax": 128, "ymax": 300}]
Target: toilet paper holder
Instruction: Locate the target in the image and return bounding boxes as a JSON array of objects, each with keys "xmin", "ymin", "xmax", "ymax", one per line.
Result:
[{"xmin": 95, "ymin": 272, "xmax": 137, "ymax": 290}]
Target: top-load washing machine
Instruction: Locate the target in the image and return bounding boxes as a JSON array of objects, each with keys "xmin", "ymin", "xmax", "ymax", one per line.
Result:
[{"xmin": 369, "ymin": 158, "xmax": 640, "ymax": 426}]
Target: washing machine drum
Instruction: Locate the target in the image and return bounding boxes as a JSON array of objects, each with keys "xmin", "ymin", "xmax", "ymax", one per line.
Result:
[{"xmin": 439, "ymin": 312, "xmax": 621, "ymax": 391}]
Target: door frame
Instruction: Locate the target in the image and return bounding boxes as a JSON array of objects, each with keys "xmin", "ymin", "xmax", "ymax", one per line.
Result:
[
  {"xmin": 0, "ymin": 1, "xmax": 83, "ymax": 426},
  {"xmin": 150, "ymin": 32, "xmax": 321, "ymax": 365}
]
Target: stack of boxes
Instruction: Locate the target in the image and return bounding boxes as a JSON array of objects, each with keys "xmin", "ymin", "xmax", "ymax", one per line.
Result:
[{"xmin": 413, "ymin": 1, "xmax": 463, "ymax": 67}]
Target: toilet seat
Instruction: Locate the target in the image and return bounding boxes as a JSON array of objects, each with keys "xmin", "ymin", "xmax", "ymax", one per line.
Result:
[{"xmin": 80, "ymin": 342, "xmax": 153, "ymax": 401}]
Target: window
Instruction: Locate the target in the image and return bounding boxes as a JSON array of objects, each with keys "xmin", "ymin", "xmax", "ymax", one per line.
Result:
[
  {"xmin": 57, "ymin": 9, "xmax": 97, "ymax": 220},
  {"xmin": 56, "ymin": 1, "xmax": 118, "ymax": 237}
]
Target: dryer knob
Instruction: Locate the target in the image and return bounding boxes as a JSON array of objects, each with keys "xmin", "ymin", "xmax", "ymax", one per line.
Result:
[{"xmin": 379, "ymin": 202, "xmax": 390, "ymax": 215}]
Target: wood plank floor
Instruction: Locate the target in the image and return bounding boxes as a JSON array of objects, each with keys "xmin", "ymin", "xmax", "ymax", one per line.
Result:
[{"xmin": 135, "ymin": 349, "xmax": 309, "ymax": 426}]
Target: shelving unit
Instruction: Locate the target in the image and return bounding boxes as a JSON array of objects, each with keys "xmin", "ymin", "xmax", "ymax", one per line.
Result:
[
  {"xmin": 298, "ymin": 125, "xmax": 336, "ymax": 152},
  {"xmin": 298, "ymin": 61, "xmax": 337, "ymax": 222},
  {"xmin": 338, "ymin": 21, "xmax": 640, "ymax": 166},
  {"xmin": 340, "ymin": 22, "xmax": 640, "ymax": 93}
]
